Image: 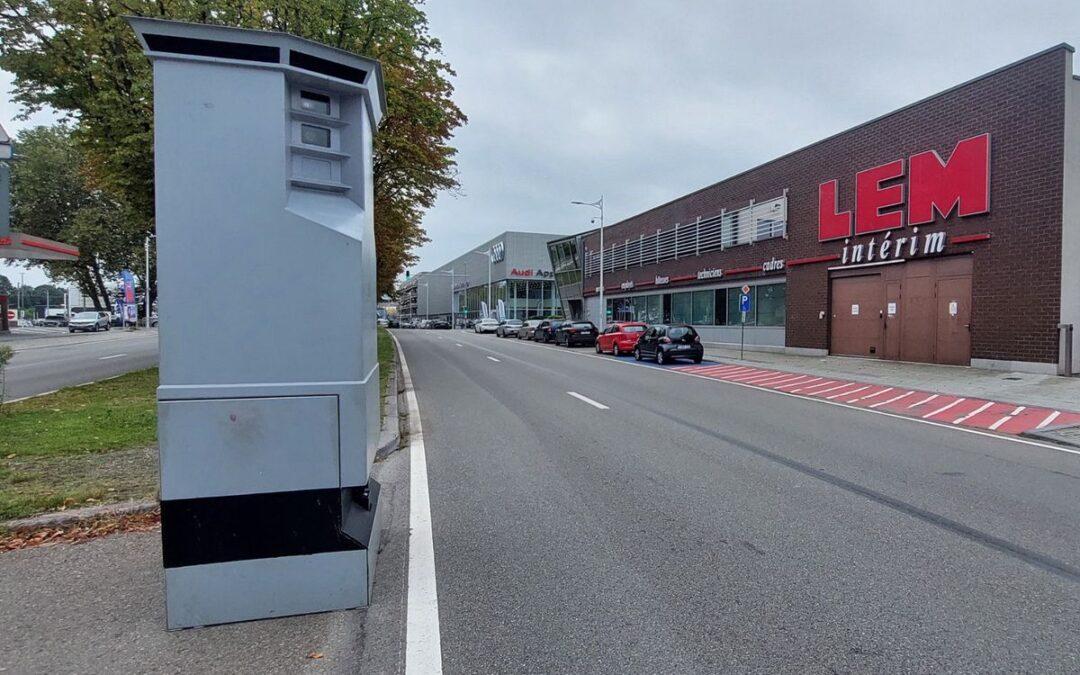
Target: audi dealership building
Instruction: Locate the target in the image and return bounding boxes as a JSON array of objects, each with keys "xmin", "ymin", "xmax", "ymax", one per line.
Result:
[
  {"xmin": 400, "ymin": 231, "xmax": 563, "ymax": 321},
  {"xmin": 551, "ymin": 44, "xmax": 1080, "ymax": 375}
]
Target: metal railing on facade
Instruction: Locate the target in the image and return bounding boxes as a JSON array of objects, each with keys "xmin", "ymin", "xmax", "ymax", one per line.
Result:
[{"xmin": 584, "ymin": 192, "xmax": 787, "ymax": 277}]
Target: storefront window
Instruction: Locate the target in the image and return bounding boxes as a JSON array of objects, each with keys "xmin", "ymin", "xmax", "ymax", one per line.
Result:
[
  {"xmin": 757, "ymin": 283, "xmax": 786, "ymax": 326},
  {"xmin": 671, "ymin": 292, "xmax": 692, "ymax": 324},
  {"xmin": 692, "ymin": 290, "xmax": 714, "ymax": 325},
  {"xmin": 647, "ymin": 295, "xmax": 663, "ymax": 324}
]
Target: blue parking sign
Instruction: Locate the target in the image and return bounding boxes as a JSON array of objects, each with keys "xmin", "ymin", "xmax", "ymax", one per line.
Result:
[{"xmin": 739, "ymin": 293, "xmax": 751, "ymax": 313}]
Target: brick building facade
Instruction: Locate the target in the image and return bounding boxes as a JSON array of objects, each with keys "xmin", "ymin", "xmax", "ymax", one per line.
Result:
[{"xmin": 572, "ymin": 44, "xmax": 1079, "ymax": 375}]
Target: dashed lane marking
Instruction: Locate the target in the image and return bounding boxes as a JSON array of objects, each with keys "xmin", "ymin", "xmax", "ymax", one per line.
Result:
[{"xmin": 567, "ymin": 391, "xmax": 609, "ymax": 410}]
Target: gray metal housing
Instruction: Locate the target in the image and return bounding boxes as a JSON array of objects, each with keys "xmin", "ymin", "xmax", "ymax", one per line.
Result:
[{"xmin": 128, "ymin": 17, "xmax": 385, "ymax": 629}]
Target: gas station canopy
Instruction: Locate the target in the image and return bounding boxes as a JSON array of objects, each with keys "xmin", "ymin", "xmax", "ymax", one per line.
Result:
[{"xmin": 0, "ymin": 120, "xmax": 81, "ymax": 262}]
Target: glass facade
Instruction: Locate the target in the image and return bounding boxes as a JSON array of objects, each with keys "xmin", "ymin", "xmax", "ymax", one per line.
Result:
[
  {"xmin": 460, "ymin": 279, "xmax": 560, "ymax": 320},
  {"xmin": 547, "ymin": 236, "xmax": 584, "ymax": 319},
  {"xmin": 605, "ymin": 282, "xmax": 786, "ymax": 327}
]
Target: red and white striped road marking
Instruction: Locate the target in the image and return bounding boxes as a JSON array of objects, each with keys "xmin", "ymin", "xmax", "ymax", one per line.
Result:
[{"xmin": 672, "ymin": 362, "xmax": 1079, "ymax": 441}]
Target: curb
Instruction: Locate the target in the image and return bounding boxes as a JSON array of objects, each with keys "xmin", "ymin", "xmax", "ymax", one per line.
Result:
[
  {"xmin": 375, "ymin": 352, "xmax": 403, "ymax": 461},
  {"xmin": 1, "ymin": 499, "xmax": 159, "ymax": 533}
]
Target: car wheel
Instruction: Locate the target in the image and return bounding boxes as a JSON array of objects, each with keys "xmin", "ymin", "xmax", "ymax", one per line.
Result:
[
  {"xmin": 655, "ymin": 349, "xmax": 665, "ymax": 365},
  {"xmin": 693, "ymin": 355, "xmax": 703, "ymax": 364},
  {"xmin": 69, "ymin": 328, "xmax": 75, "ymax": 333},
  {"xmin": 634, "ymin": 348, "xmax": 642, "ymax": 361},
  {"xmin": 91, "ymin": 325, "xmax": 98, "ymax": 332},
  {"xmin": 105, "ymin": 324, "xmax": 110, "ymax": 331},
  {"xmin": 595, "ymin": 342, "xmax": 602, "ymax": 354}
]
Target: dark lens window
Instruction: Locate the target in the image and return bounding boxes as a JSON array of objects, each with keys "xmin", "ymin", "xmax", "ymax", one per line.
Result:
[
  {"xmin": 668, "ymin": 327, "xmax": 695, "ymax": 340},
  {"xmin": 301, "ymin": 124, "xmax": 332, "ymax": 148},
  {"xmin": 300, "ymin": 91, "xmax": 331, "ymax": 115}
]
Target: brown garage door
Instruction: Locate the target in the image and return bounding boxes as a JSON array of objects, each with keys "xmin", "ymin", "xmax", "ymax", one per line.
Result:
[
  {"xmin": 830, "ymin": 256, "xmax": 973, "ymax": 365},
  {"xmin": 830, "ymin": 274, "xmax": 884, "ymax": 358}
]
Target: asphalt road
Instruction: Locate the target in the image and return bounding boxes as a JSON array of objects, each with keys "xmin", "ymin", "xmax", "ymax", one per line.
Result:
[
  {"xmin": 395, "ymin": 328, "xmax": 1080, "ymax": 673},
  {"xmin": 2, "ymin": 327, "xmax": 159, "ymax": 400}
]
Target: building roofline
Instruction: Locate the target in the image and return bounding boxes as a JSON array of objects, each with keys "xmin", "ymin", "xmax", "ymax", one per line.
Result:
[{"xmin": 600, "ymin": 42, "xmax": 1075, "ymax": 233}]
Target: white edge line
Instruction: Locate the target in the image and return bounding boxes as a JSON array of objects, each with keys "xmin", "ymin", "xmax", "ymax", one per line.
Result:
[
  {"xmin": 98, "ymin": 353, "xmax": 127, "ymax": 360},
  {"xmin": 390, "ymin": 333, "xmax": 444, "ymax": 675},
  {"xmin": 486, "ymin": 356, "xmax": 500, "ymax": 362},
  {"xmin": 567, "ymin": 391, "xmax": 610, "ymax": 410},
  {"xmin": 449, "ymin": 329, "xmax": 1080, "ymax": 458}
]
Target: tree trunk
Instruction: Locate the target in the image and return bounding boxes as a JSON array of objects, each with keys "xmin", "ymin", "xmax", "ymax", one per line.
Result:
[
  {"xmin": 79, "ymin": 266, "xmax": 102, "ymax": 310},
  {"xmin": 91, "ymin": 260, "xmax": 110, "ymax": 310}
]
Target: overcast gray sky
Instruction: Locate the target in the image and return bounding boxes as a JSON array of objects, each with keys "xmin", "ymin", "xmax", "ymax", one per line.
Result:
[{"xmin": 3, "ymin": 0, "xmax": 1079, "ymax": 287}]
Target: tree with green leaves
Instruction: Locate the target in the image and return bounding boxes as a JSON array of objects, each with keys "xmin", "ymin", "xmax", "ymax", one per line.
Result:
[
  {"xmin": 7, "ymin": 125, "xmax": 140, "ymax": 309},
  {"xmin": 0, "ymin": 0, "xmax": 464, "ymax": 296}
]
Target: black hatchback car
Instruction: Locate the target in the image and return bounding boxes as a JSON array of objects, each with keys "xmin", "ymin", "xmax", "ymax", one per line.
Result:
[
  {"xmin": 634, "ymin": 324, "xmax": 704, "ymax": 364},
  {"xmin": 533, "ymin": 319, "xmax": 568, "ymax": 343},
  {"xmin": 555, "ymin": 321, "xmax": 598, "ymax": 347}
]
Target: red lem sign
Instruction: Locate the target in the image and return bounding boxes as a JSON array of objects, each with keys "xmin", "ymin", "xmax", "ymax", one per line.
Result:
[{"xmin": 818, "ymin": 133, "xmax": 990, "ymax": 242}]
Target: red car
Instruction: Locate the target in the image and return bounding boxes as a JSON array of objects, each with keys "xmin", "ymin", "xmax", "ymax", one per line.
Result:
[{"xmin": 595, "ymin": 322, "xmax": 648, "ymax": 355}]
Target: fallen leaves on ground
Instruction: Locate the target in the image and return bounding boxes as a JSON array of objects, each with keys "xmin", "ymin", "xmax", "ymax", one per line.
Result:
[
  {"xmin": 307, "ymin": 651, "xmax": 325, "ymax": 660},
  {"xmin": 0, "ymin": 510, "xmax": 160, "ymax": 552}
]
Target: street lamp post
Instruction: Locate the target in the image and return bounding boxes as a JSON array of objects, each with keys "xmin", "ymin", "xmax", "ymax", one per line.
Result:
[{"xmin": 571, "ymin": 197, "xmax": 605, "ymax": 330}]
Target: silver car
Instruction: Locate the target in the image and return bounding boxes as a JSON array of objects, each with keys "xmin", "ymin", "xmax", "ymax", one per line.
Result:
[
  {"xmin": 517, "ymin": 319, "xmax": 543, "ymax": 340},
  {"xmin": 68, "ymin": 311, "xmax": 111, "ymax": 333},
  {"xmin": 496, "ymin": 319, "xmax": 523, "ymax": 337}
]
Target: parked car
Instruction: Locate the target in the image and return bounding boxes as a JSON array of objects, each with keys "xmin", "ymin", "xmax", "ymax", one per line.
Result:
[
  {"xmin": 68, "ymin": 311, "xmax": 111, "ymax": 333},
  {"xmin": 474, "ymin": 318, "xmax": 500, "ymax": 334},
  {"xmin": 555, "ymin": 321, "xmax": 598, "ymax": 347},
  {"xmin": 496, "ymin": 319, "xmax": 523, "ymax": 337},
  {"xmin": 634, "ymin": 324, "xmax": 704, "ymax": 364},
  {"xmin": 429, "ymin": 319, "xmax": 451, "ymax": 329},
  {"xmin": 595, "ymin": 321, "xmax": 647, "ymax": 355},
  {"xmin": 517, "ymin": 319, "xmax": 544, "ymax": 340},
  {"xmin": 418, "ymin": 319, "xmax": 433, "ymax": 329},
  {"xmin": 533, "ymin": 319, "xmax": 569, "ymax": 343}
]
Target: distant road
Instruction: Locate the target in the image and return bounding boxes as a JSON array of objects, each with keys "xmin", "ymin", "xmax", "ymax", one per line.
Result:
[{"xmin": 2, "ymin": 327, "xmax": 159, "ymax": 400}]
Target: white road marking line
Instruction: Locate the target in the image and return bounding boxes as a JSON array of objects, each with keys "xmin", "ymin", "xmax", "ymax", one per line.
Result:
[
  {"xmin": 777, "ymin": 377, "xmax": 821, "ymax": 390},
  {"xmin": 713, "ymin": 367, "xmax": 756, "ymax": 377},
  {"xmin": 455, "ymin": 343, "xmax": 463, "ymax": 347},
  {"xmin": 827, "ymin": 385, "xmax": 868, "ymax": 400},
  {"xmin": 922, "ymin": 398, "xmax": 966, "ymax": 419},
  {"xmin": 486, "ymin": 356, "xmax": 500, "ymax": 362},
  {"xmin": 953, "ymin": 401, "xmax": 994, "ymax": 425},
  {"xmin": 791, "ymin": 380, "xmax": 836, "ymax": 393},
  {"xmin": 733, "ymin": 371, "xmax": 785, "ymax": 384},
  {"xmin": 696, "ymin": 365, "xmax": 746, "ymax": 376},
  {"xmin": 763, "ymin": 375, "xmax": 813, "ymax": 388},
  {"xmin": 810, "ymin": 382, "xmax": 858, "ymax": 397},
  {"xmin": 869, "ymin": 390, "xmax": 914, "ymax": 409},
  {"xmin": 98, "ymin": 353, "xmax": 127, "ymax": 360},
  {"xmin": 390, "ymin": 334, "xmax": 444, "ymax": 675},
  {"xmin": 907, "ymin": 393, "xmax": 938, "ymax": 409},
  {"xmin": 1036, "ymin": 410, "xmax": 1062, "ymax": 429},
  {"xmin": 465, "ymin": 327, "xmax": 1080, "ymax": 457},
  {"xmin": 849, "ymin": 387, "xmax": 893, "ymax": 403},
  {"xmin": 567, "ymin": 391, "xmax": 609, "ymax": 410},
  {"xmin": 988, "ymin": 406, "xmax": 1026, "ymax": 431}
]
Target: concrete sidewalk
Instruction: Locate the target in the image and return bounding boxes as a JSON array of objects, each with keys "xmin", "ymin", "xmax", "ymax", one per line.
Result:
[{"xmin": 701, "ymin": 343, "xmax": 1080, "ymax": 413}]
